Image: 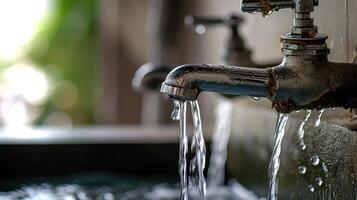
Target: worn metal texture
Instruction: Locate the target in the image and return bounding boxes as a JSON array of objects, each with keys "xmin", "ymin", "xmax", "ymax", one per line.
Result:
[
  {"xmin": 160, "ymin": 55, "xmax": 357, "ymax": 113},
  {"xmin": 160, "ymin": 64, "xmax": 273, "ymax": 101},
  {"xmin": 271, "ymin": 58, "xmax": 357, "ymax": 113},
  {"xmin": 161, "ymin": 0, "xmax": 357, "ymax": 115}
]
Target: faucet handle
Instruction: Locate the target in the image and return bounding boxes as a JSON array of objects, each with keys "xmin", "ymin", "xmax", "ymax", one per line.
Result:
[
  {"xmin": 241, "ymin": 0, "xmax": 319, "ymax": 16},
  {"xmin": 184, "ymin": 14, "xmax": 243, "ymax": 35},
  {"xmin": 184, "ymin": 14, "xmax": 250, "ymax": 65}
]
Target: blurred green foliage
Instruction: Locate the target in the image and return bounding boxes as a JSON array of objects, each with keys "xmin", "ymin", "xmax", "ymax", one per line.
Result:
[{"xmin": 27, "ymin": 0, "xmax": 99, "ymax": 124}]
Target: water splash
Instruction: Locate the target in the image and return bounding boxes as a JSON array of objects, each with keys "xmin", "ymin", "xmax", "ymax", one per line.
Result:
[
  {"xmin": 190, "ymin": 101, "xmax": 207, "ymax": 198},
  {"xmin": 178, "ymin": 101, "xmax": 188, "ymax": 200},
  {"xmin": 297, "ymin": 110, "xmax": 312, "ymax": 151},
  {"xmin": 308, "ymin": 185, "xmax": 315, "ymax": 193},
  {"xmin": 267, "ymin": 113, "xmax": 289, "ymax": 200},
  {"xmin": 314, "ymin": 109, "xmax": 325, "ymax": 128},
  {"xmin": 207, "ymin": 100, "xmax": 233, "ymax": 187}
]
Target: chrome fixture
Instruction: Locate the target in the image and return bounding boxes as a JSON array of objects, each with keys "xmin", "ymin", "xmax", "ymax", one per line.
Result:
[{"xmin": 161, "ymin": 0, "xmax": 357, "ymax": 113}]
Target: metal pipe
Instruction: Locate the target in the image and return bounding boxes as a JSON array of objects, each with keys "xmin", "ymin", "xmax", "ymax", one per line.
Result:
[
  {"xmin": 161, "ymin": 64, "xmax": 273, "ymax": 101},
  {"xmin": 160, "ymin": 57, "xmax": 357, "ymax": 113}
]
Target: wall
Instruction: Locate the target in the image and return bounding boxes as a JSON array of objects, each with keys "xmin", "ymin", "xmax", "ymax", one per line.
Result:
[{"xmin": 197, "ymin": 0, "xmax": 356, "ymax": 63}]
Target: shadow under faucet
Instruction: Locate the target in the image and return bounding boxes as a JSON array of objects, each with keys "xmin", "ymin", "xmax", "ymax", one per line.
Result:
[{"xmin": 161, "ymin": 0, "xmax": 357, "ymax": 113}]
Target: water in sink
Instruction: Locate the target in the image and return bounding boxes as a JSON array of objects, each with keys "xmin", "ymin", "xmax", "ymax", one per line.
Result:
[{"xmin": 0, "ymin": 174, "xmax": 262, "ymax": 200}]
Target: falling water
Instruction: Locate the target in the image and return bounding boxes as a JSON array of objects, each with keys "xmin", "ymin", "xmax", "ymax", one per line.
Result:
[
  {"xmin": 172, "ymin": 100, "xmax": 181, "ymax": 121},
  {"xmin": 297, "ymin": 110, "xmax": 312, "ymax": 151},
  {"xmin": 190, "ymin": 101, "xmax": 207, "ymax": 198},
  {"xmin": 267, "ymin": 114, "xmax": 289, "ymax": 200},
  {"xmin": 207, "ymin": 100, "xmax": 234, "ymax": 187},
  {"xmin": 296, "ymin": 109, "xmax": 328, "ymax": 192},
  {"xmin": 173, "ymin": 100, "xmax": 207, "ymax": 200},
  {"xmin": 177, "ymin": 101, "xmax": 189, "ymax": 200},
  {"xmin": 314, "ymin": 109, "xmax": 325, "ymax": 127}
]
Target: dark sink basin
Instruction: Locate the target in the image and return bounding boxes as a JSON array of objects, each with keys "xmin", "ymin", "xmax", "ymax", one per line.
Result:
[{"xmin": 0, "ymin": 126, "xmax": 187, "ymax": 182}]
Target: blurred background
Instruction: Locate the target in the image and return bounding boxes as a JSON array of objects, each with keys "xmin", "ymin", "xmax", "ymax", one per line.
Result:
[{"xmin": 0, "ymin": 0, "xmax": 355, "ymax": 128}]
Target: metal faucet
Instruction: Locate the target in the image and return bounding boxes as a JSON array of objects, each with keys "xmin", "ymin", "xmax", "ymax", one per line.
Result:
[
  {"xmin": 161, "ymin": 0, "xmax": 357, "ymax": 113},
  {"xmin": 133, "ymin": 13, "xmax": 278, "ymax": 91},
  {"xmin": 132, "ymin": 63, "xmax": 172, "ymax": 92}
]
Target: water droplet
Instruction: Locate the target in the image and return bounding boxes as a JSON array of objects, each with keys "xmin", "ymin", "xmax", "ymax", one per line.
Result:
[
  {"xmin": 322, "ymin": 162, "xmax": 328, "ymax": 175},
  {"xmin": 251, "ymin": 97, "xmax": 260, "ymax": 101},
  {"xmin": 171, "ymin": 100, "xmax": 180, "ymax": 121},
  {"xmin": 311, "ymin": 155, "xmax": 320, "ymax": 166},
  {"xmin": 308, "ymin": 185, "xmax": 315, "ymax": 192},
  {"xmin": 195, "ymin": 25, "xmax": 206, "ymax": 34},
  {"xmin": 316, "ymin": 177, "xmax": 323, "ymax": 186},
  {"xmin": 300, "ymin": 143, "xmax": 306, "ymax": 151},
  {"xmin": 297, "ymin": 110, "xmax": 311, "ymax": 151},
  {"xmin": 298, "ymin": 166, "xmax": 306, "ymax": 174}
]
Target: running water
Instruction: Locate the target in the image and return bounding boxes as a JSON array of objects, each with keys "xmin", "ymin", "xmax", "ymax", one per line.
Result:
[
  {"xmin": 314, "ymin": 109, "xmax": 325, "ymax": 127},
  {"xmin": 190, "ymin": 101, "xmax": 207, "ymax": 198},
  {"xmin": 173, "ymin": 100, "xmax": 207, "ymax": 200},
  {"xmin": 176, "ymin": 101, "xmax": 189, "ymax": 200},
  {"xmin": 297, "ymin": 110, "xmax": 312, "ymax": 151},
  {"xmin": 207, "ymin": 100, "xmax": 234, "ymax": 187},
  {"xmin": 267, "ymin": 114, "xmax": 289, "ymax": 200}
]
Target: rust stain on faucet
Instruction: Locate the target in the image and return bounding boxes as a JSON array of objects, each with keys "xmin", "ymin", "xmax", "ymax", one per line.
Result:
[{"xmin": 259, "ymin": 0, "xmax": 273, "ymax": 17}]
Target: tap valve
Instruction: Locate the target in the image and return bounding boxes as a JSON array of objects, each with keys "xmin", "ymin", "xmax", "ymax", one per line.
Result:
[
  {"xmin": 241, "ymin": 0, "xmax": 318, "ymax": 16},
  {"xmin": 242, "ymin": 0, "xmax": 319, "ymax": 36},
  {"xmin": 241, "ymin": 0, "xmax": 328, "ymax": 56},
  {"xmin": 184, "ymin": 14, "xmax": 251, "ymax": 65}
]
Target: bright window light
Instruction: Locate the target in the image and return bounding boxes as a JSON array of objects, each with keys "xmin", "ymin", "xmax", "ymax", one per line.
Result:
[{"xmin": 0, "ymin": 0, "xmax": 49, "ymax": 61}]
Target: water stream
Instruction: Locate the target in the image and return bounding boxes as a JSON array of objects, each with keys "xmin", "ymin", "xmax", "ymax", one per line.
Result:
[
  {"xmin": 207, "ymin": 99, "xmax": 233, "ymax": 188},
  {"xmin": 173, "ymin": 100, "xmax": 189, "ymax": 200},
  {"xmin": 190, "ymin": 101, "xmax": 207, "ymax": 198},
  {"xmin": 297, "ymin": 110, "xmax": 312, "ymax": 151},
  {"xmin": 267, "ymin": 114, "xmax": 289, "ymax": 200},
  {"xmin": 314, "ymin": 109, "xmax": 325, "ymax": 128},
  {"xmin": 172, "ymin": 100, "xmax": 207, "ymax": 200}
]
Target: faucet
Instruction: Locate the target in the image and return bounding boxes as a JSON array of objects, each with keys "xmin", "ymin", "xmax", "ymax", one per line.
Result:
[
  {"xmin": 133, "ymin": 13, "xmax": 278, "ymax": 91},
  {"xmin": 132, "ymin": 63, "xmax": 172, "ymax": 91},
  {"xmin": 161, "ymin": 0, "xmax": 357, "ymax": 113}
]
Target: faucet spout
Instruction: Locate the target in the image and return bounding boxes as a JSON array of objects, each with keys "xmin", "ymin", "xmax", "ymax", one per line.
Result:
[
  {"xmin": 160, "ymin": 64, "xmax": 274, "ymax": 101},
  {"xmin": 161, "ymin": 58, "xmax": 357, "ymax": 113}
]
